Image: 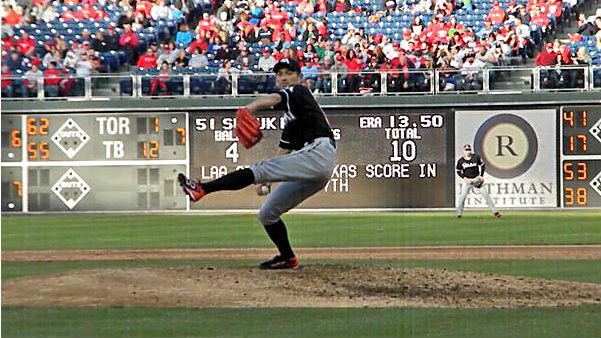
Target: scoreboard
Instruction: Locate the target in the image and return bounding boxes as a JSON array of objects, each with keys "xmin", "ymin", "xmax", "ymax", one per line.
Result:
[
  {"xmin": 560, "ymin": 106, "xmax": 601, "ymax": 208},
  {"xmin": 189, "ymin": 109, "xmax": 454, "ymax": 209},
  {"xmin": 1, "ymin": 105, "xmax": 600, "ymax": 212},
  {"xmin": 1, "ymin": 113, "xmax": 188, "ymax": 211}
]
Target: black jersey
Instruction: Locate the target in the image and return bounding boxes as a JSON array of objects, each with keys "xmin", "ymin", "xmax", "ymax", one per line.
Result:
[
  {"xmin": 273, "ymin": 84, "xmax": 335, "ymax": 150},
  {"xmin": 456, "ymin": 154, "xmax": 485, "ymax": 179}
]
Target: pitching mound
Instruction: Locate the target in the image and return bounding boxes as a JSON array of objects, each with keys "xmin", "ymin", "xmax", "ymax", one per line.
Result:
[{"xmin": 3, "ymin": 266, "xmax": 600, "ymax": 308}]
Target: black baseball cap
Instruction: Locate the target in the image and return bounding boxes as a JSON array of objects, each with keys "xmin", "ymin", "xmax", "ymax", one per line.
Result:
[
  {"xmin": 273, "ymin": 58, "xmax": 301, "ymax": 74},
  {"xmin": 463, "ymin": 144, "xmax": 472, "ymax": 151}
]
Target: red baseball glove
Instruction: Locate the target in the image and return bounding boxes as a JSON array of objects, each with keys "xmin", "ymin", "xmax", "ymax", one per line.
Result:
[{"xmin": 234, "ymin": 108, "xmax": 262, "ymax": 149}]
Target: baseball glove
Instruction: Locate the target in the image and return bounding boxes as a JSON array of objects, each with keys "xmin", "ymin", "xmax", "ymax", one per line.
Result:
[
  {"xmin": 234, "ymin": 108, "xmax": 262, "ymax": 149},
  {"xmin": 473, "ymin": 177, "xmax": 484, "ymax": 188}
]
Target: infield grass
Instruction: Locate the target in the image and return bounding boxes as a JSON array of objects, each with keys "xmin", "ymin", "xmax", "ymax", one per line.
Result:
[
  {"xmin": 3, "ymin": 305, "xmax": 600, "ymax": 338},
  {"xmin": 3, "ymin": 211, "xmax": 601, "ymax": 250}
]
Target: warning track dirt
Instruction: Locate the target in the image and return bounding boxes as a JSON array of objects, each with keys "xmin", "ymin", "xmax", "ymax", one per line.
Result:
[{"xmin": 3, "ymin": 245, "xmax": 601, "ymax": 262}]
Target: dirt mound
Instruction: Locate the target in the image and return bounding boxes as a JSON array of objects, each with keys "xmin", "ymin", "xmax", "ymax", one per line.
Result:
[{"xmin": 3, "ymin": 266, "xmax": 600, "ymax": 308}]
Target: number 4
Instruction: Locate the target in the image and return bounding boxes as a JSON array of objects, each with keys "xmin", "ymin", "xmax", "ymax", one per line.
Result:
[{"xmin": 226, "ymin": 142, "xmax": 239, "ymax": 163}]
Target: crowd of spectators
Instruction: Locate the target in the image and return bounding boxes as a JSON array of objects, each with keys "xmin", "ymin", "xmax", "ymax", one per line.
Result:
[
  {"xmin": 534, "ymin": 7, "xmax": 601, "ymax": 89},
  {"xmin": 0, "ymin": 0, "xmax": 596, "ymax": 97}
]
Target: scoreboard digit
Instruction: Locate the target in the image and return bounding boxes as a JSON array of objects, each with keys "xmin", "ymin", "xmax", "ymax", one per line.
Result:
[
  {"xmin": 1, "ymin": 167, "xmax": 23, "ymax": 211},
  {"xmin": 1, "ymin": 115, "xmax": 23, "ymax": 162},
  {"xmin": 560, "ymin": 106, "xmax": 601, "ymax": 208}
]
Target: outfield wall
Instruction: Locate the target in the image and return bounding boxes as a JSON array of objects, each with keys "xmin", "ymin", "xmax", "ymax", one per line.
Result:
[{"xmin": 2, "ymin": 93, "xmax": 600, "ymax": 212}]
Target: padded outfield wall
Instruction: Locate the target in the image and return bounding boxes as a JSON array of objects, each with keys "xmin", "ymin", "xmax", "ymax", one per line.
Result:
[{"xmin": 1, "ymin": 92, "xmax": 600, "ymax": 212}]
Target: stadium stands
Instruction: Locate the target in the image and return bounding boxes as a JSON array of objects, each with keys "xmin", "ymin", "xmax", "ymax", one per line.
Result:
[{"xmin": 1, "ymin": 0, "xmax": 599, "ymax": 98}]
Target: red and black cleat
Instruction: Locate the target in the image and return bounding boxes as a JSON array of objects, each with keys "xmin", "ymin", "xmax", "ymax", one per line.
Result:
[
  {"xmin": 259, "ymin": 255, "xmax": 300, "ymax": 270},
  {"xmin": 178, "ymin": 173, "xmax": 206, "ymax": 202}
]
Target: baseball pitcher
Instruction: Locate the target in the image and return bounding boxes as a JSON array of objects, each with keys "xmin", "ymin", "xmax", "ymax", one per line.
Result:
[
  {"xmin": 178, "ymin": 58, "xmax": 336, "ymax": 270},
  {"xmin": 455, "ymin": 144, "xmax": 501, "ymax": 219}
]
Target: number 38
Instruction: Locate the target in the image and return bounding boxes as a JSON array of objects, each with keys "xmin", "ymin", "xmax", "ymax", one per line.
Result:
[{"xmin": 564, "ymin": 187, "xmax": 587, "ymax": 206}]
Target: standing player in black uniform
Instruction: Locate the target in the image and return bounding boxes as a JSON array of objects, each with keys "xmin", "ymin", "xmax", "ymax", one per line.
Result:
[
  {"xmin": 456, "ymin": 144, "xmax": 501, "ymax": 218},
  {"xmin": 178, "ymin": 59, "xmax": 337, "ymax": 269}
]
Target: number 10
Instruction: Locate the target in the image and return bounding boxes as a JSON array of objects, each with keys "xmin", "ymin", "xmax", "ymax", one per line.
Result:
[{"xmin": 390, "ymin": 140, "xmax": 416, "ymax": 162}]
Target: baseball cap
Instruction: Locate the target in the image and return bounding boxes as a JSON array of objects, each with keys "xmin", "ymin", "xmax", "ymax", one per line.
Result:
[
  {"xmin": 463, "ymin": 144, "xmax": 472, "ymax": 151},
  {"xmin": 273, "ymin": 58, "xmax": 301, "ymax": 73}
]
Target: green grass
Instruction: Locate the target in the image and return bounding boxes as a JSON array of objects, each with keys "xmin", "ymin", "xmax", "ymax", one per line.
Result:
[
  {"xmin": 3, "ymin": 212, "xmax": 601, "ymax": 338},
  {"xmin": 3, "ymin": 259, "xmax": 601, "ymax": 283},
  {"xmin": 3, "ymin": 211, "xmax": 601, "ymax": 250},
  {"xmin": 3, "ymin": 306, "xmax": 600, "ymax": 338}
]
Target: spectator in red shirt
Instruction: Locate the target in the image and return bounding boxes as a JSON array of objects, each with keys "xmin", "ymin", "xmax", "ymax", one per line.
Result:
[
  {"xmin": 553, "ymin": 41, "xmax": 571, "ymax": 64},
  {"xmin": 3, "ymin": 5, "xmax": 22, "ymax": 26},
  {"xmin": 260, "ymin": 13, "xmax": 279, "ymax": 28},
  {"xmin": 150, "ymin": 61, "xmax": 171, "ymax": 95},
  {"xmin": 188, "ymin": 37, "xmax": 208, "ymax": 54},
  {"xmin": 317, "ymin": 0, "xmax": 327, "ymax": 13},
  {"xmin": 316, "ymin": 19, "xmax": 328, "ymax": 37},
  {"xmin": 137, "ymin": 48, "xmax": 158, "ymax": 69},
  {"xmin": 17, "ymin": 32, "xmax": 36, "ymax": 56},
  {"xmin": 119, "ymin": 25, "xmax": 140, "ymax": 65},
  {"xmin": 76, "ymin": 3, "xmax": 100, "ymax": 20},
  {"xmin": 43, "ymin": 62, "xmax": 61, "ymax": 97},
  {"xmin": 196, "ymin": 13, "xmax": 214, "ymax": 35},
  {"xmin": 2, "ymin": 33, "xmax": 16, "ymax": 52},
  {"xmin": 1, "ymin": 64, "xmax": 15, "ymax": 97},
  {"xmin": 343, "ymin": 49, "xmax": 363, "ymax": 92},
  {"xmin": 334, "ymin": 0, "xmax": 350, "ymax": 12},
  {"xmin": 487, "ymin": 2, "xmax": 506, "ymax": 24},
  {"xmin": 61, "ymin": 8, "xmax": 79, "ymax": 21},
  {"xmin": 272, "ymin": 7, "xmax": 289, "ymax": 24},
  {"xmin": 530, "ymin": 7, "xmax": 550, "ymax": 31},
  {"xmin": 546, "ymin": 0, "xmax": 563, "ymax": 20},
  {"xmin": 535, "ymin": 43, "xmax": 556, "ymax": 66},
  {"xmin": 135, "ymin": 0, "xmax": 153, "ymax": 19}
]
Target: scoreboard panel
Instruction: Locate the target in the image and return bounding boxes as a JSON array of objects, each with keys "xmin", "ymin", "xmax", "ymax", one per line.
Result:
[
  {"xmin": 1, "ymin": 112, "xmax": 189, "ymax": 212},
  {"xmin": 14, "ymin": 114, "xmax": 187, "ymax": 161},
  {"xmin": 21, "ymin": 165, "xmax": 186, "ymax": 211},
  {"xmin": 561, "ymin": 160, "xmax": 601, "ymax": 208},
  {"xmin": 560, "ymin": 106, "xmax": 601, "ymax": 208},
  {"xmin": 189, "ymin": 109, "xmax": 455, "ymax": 209}
]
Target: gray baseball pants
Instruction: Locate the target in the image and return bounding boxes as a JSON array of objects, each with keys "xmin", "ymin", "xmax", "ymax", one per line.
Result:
[
  {"xmin": 456, "ymin": 181, "xmax": 498, "ymax": 216},
  {"xmin": 250, "ymin": 137, "xmax": 336, "ymax": 226}
]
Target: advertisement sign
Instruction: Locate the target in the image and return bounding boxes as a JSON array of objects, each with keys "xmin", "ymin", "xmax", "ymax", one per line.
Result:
[{"xmin": 455, "ymin": 110, "xmax": 557, "ymax": 208}]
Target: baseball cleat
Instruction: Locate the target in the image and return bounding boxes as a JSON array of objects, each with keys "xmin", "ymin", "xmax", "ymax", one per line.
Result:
[
  {"xmin": 494, "ymin": 212, "xmax": 501, "ymax": 219},
  {"xmin": 259, "ymin": 255, "xmax": 300, "ymax": 270},
  {"xmin": 178, "ymin": 173, "xmax": 206, "ymax": 202},
  {"xmin": 457, "ymin": 215, "xmax": 462, "ymax": 218}
]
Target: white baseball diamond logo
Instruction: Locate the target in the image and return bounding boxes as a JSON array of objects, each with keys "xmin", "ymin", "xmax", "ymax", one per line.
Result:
[
  {"xmin": 51, "ymin": 118, "xmax": 90, "ymax": 158},
  {"xmin": 51, "ymin": 169, "xmax": 91, "ymax": 209}
]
